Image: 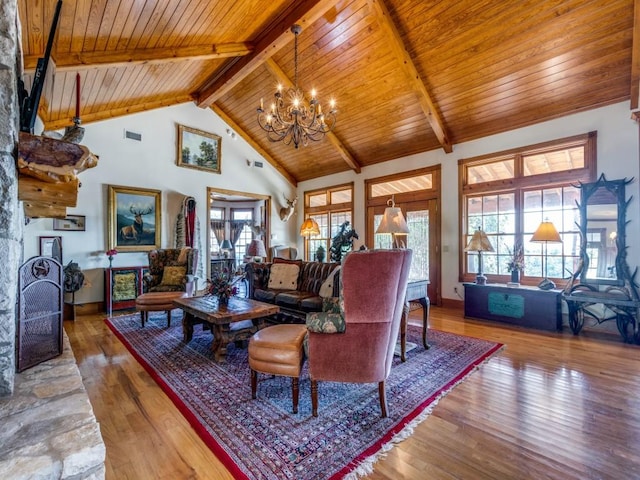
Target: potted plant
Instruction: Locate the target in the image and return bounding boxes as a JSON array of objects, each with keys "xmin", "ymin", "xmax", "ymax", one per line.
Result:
[{"xmin": 315, "ymin": 245, "xmax": 326, "ymax": 262}]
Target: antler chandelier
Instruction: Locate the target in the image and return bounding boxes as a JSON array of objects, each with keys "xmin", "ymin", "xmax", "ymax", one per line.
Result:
[{"xmin": 257, "ymin": 24, "xmax": 337, "ymax": 149}]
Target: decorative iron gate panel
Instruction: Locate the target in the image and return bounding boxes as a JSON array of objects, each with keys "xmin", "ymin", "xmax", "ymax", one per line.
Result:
[{"xmin": 16, "ymin": 256, "xmax": 63, "ymax": 372}]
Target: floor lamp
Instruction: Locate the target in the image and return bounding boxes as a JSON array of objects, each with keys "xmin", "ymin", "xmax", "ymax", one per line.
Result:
[
  {"xmin": 375, "ymin": 196, "xmax": 409, "ymax": 248},
  {"xmin": 465, "ymin": 227, "xmax": 494, "ymax": 285},
  {"xmin": 531, "ymin": 220, "xmax": 562, "ymax": 290}
]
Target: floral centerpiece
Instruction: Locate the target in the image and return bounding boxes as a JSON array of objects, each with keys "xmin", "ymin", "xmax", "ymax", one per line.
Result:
[
  {"xmin": 506, "ymin": 244, "xmax": 524, "ymax": 283},
  {"xmin": 207, "ymin": 268, "xmax": 243, "ymax": 305},
  {"xmin": 106, "ymin": 248, "xmax": 118, "ymax": 268}
]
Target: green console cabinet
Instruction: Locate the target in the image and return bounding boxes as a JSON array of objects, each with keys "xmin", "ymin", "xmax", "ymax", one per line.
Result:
[{"xmin": 463, "ymin": 283, "xmax": 562, "ymax": 331}]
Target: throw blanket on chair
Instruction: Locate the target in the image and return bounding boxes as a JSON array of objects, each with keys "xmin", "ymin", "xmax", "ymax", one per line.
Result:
[{"xmin": 175, "ymin": 196, "xmax": 204, "ymax": 280}]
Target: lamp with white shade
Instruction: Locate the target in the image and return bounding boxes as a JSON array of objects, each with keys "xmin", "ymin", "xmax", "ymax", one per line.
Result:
[
  {"xmin": 375, "ymin": 196, "xmax": 409, "ymax": 248},
  {"xmin": 465, "ymin": 227, "xmax": 494, "ymax": 285}
]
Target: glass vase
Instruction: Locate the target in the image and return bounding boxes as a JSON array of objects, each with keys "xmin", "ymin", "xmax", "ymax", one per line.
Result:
[{"xmin": 510, "ymin": 270, "xmax": 520, "ymax": 284}]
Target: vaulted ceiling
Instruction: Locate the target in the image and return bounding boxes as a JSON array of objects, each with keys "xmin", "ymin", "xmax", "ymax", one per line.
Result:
[{"xmin": 19, "ymin": 0, "xmax": 640, "ymax": 186}]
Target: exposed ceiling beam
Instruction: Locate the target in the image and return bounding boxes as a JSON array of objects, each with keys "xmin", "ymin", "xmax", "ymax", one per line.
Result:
[
  {"xmin": 43, "ymin": 96, "xmax": 195, "ymax": 130},
  {"xmin": 368, "ymin": 0, "xmax": 453, "ymax": 153},
  {"xmin": 23, "ymin": 43, "xmax": 254, "ymax": 72},
  {"xmin": 195, "ymin": 0, "xmax": 342, "ymax": 107},
  {"xmin": 263, "ymin": 58, "xmax": 361, "ymax": 173},
  {"xmin": 630, "ymin": 0, "xmax": 640, "ymax": 109},
  {"xmin": 210, "ymin": 103, "xmax": 298, "ymax": 187}
]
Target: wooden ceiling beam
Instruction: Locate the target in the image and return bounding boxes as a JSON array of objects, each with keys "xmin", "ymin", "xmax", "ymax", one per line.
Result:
[
  {"xmin": 209, "ymin": 103, "xmax": 298, "ymax": 187},
  {"xmin": 368, "ymin": 0, "xmax": 453, "ymax": 153},
  {"xmin": 23, "ymin": 43, "xmax": 254, "ymax": 72},
  {"xmin": 630, "ymin": 0, "xmax": 640, "ymax": 110},
  {"xmin": 195, "ymin": 0, "xmax": 342, "ymax": 107},
  {"xmin": 43, "ymin": 95, "xmax": 195, "ymax": 130},
  {"xmin": 263, "ymin": 58, "xmax": 361, "ymax": 173}
]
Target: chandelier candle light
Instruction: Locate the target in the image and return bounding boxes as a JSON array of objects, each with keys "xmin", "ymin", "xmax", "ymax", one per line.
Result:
[
  {"xmin": 257, "ymin": 25, "xmax": 337, "ymax": 149},
  {"xmin": 465, "ymin": 227, "xmax": 494, "ymax": 285}
]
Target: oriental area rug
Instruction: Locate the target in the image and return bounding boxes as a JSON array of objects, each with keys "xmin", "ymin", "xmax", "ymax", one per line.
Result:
[{"xmin": 106, "ymin": 312, "xmax": 503, "ymax": 480}]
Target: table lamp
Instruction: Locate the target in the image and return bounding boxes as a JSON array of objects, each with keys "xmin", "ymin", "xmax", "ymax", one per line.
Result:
[
  {"xmin": 375, "ymin": 195, "xmax": 409, "ymax": 248},
  {"xmin": 531, "ymin": 220, "xmax": 562, "ymax": 290},
  {"xmin": 465, "ymin": 227, "xmax": 494, "ymax": 285},
  {"xmin": 300, "ymin": 217, "xmax": 320, "ymax": 237},
  {"xmin": 247, "ymin": 239, "xmax": 267, "ymax": 262},
  {"xmin": 220, "ymin": 239, "xmax": 233, "ymax": 258}
]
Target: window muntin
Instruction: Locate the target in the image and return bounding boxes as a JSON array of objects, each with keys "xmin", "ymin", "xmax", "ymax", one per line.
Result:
[{"xmin": 460, "ymin": 133, "xmax": 595, "ymax": 284}]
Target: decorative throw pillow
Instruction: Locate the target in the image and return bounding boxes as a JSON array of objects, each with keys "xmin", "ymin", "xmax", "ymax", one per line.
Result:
[
  {"xmin": 160, "ymin": 266, "xmax": 186, "ymax": 286},
  {"xmin": 319, "ymin": 266, "xmax": 341, "ymax": 298},
  {"xmin": 306, "ymin": 311, "xmax": 346, "ymax": 334},
  {"xmin": 267, "ymin": 263, "xmax": 299, "ymax": 290},
  {"xmin": 322, "ymin": 297, "xmax": 341, "ymax": 314}
]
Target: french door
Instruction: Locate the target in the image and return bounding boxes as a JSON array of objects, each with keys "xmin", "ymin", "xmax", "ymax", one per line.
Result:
[{"xmin": 367, "ymin": 198, "xmax": 440, "ymax": 305}]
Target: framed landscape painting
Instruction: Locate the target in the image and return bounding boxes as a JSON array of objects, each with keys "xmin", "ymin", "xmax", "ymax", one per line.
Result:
[
  {"xmin": 177, "ymin": 124, "xmax": 221, "ymax": 174},
  {"xmin": 107, "ymin": 185, "xmax": 161, "ymax": 252}
]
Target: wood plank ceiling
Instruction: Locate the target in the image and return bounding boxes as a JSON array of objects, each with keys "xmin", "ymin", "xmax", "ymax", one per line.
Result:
[{"xmin": 19, "ymin": 0, "xmax": 639, "ymax": 186}]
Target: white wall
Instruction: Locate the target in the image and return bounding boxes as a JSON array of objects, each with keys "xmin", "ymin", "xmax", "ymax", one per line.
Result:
[
  {"xmin": 297, "ymin": 101, "xmax": 639, "ymax": 301},
  {"xmin": 24, "ymin": 102, "xmax": 297, "ymax": 303},
  {"xmin": 25, "ymin": 101, "xmax": 638, "ymax": 304}
]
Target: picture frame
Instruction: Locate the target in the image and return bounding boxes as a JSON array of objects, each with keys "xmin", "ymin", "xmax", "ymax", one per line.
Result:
[
  {"xmin": 39, "ymin": 236, "xmax": 63, "ymax": 263},
  {"xmin": 177, "ymin": 124, "xmax": 221, "ymax": 174},
  {"xmin": 53, "ymin": 215, "xmax": 85, "ymax": 231},
  {"xmin": 107, "ymin": 185, "xmax": 161, "ymax": 252}
]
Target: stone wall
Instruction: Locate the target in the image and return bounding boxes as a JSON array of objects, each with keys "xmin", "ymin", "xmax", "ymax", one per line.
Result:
[
  {"xmin": 0, "ymin": 332, "xmax": 106, "ymax": 478},
  {"xmin": 0, "ymin": 0, "xmax": 22, "ymax": 396}
]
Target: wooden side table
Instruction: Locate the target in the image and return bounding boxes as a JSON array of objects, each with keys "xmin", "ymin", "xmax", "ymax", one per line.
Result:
[{"xmin": 400, "ymin": 279, "xmax": 430, "ymax": 362}]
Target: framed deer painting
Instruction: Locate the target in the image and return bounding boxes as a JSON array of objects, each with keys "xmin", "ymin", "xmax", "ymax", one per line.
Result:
[{"xmin": 107, "ymin": 185, "xmax": 161, "ymax": 252}]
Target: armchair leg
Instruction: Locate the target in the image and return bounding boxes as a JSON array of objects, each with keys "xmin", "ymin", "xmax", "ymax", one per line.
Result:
[
  {"xmin": 311, "ymin": 380, "xmax": 318, "ymax": 417},
  {"xmin": 378, "ymin": 381, "xmax": 388, "ymax": 418},
  {"xmin": 166, "ymin": 309, "xmax": 171, "ymax": 328},
  {"xmin": 251, "ymin": 369, "xmax": 258, "ymax": 399}
]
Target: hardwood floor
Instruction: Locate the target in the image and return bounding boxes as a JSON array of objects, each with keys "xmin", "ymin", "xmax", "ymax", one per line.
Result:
[{"xmin": 65, "ymin": 306, "xmax": 640, "ymax": 479}]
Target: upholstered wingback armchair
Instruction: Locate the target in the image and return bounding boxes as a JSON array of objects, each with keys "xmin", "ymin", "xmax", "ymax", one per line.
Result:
[
  {"xmin": 306, "ymin": 249, "xmax": 412, "ymax": 417},
  {"xmin": 143, "ymin": 248, "xmax": 198, "ymax": 293}
]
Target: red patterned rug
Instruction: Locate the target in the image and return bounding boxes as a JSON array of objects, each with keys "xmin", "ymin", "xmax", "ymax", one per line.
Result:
[{"xmin": 106, "ymin": 312, "xmax": 503, "ymax": 479}]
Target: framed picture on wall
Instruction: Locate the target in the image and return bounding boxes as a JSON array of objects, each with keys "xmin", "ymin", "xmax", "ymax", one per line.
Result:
[
  {"xmin": 39, "ymin": 236, "xmax": 63, "ymax": 263},
  {"xmin": 53, "ymin": 215, "xmax": 85, "ymax": 231},
  {"xmin": 176, "ymin": 124, "xmax": 221, "ymax": 174},
  {"xmin": 107, "ymin": 185, "xmax": 161, "ymax": 252}
]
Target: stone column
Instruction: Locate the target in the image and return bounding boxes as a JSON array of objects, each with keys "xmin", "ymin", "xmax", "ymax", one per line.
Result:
[{"xmin": 0, "ymin": 0, "xmax": 22, "ymax": 396}]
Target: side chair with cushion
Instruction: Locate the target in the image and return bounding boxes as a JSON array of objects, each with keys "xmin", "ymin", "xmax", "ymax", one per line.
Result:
[
  {"xmin": 143, "ymin": 247, "xmax": 199, "ymax": 293},
  {"xmin": 306, "ymin": 249, "xmax": 412, "ymax": 418},
  {"xmin": 269, "ymin": 245, "xmax": 298, "ymax": 261}
]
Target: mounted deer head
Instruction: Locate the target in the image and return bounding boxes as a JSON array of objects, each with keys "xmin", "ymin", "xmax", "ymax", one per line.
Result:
[{"xmin": 279, "ymin": 194, "xmax": 297, "ymax": 222}]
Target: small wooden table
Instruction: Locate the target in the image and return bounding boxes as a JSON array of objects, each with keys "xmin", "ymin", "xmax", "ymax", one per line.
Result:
[
  {"xmin": 400, "ymin": 279, "xmax": 430, "ymax": 362},
  {"xmin": 173, "ymin": 295, "xmax": 279, "ymax": 363}
]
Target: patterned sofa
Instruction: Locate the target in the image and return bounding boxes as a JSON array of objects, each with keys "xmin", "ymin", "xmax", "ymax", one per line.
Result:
[{"xmin": 245, "ymin": 259, "xmax": 340, "ymax": 324}]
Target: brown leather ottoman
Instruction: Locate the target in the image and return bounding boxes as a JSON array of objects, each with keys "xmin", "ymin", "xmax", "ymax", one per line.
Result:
[
  {"xmin": 249, "ymin": 324, "xmax": 307, "ymax": 413},
  {"xmin": 136, "ymin": 292, "xmax": 188, "ymax": 327}
]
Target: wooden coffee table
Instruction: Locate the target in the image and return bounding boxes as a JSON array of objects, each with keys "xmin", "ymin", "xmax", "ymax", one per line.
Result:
[{"xmin": 173, "ymin": 295, "xmax": 279, "ymax": 363}]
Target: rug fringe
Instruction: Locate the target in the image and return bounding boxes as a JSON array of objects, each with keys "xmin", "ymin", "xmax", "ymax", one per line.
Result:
[{"xmin": 343, "ymin": 347, "xmax": 504, "ymax": 479}]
